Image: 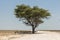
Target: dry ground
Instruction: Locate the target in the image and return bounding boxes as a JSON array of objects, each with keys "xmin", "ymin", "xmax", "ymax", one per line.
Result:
[{"xmin": 0, "ymin": 30, "xmax": 60, "ymax": 40}]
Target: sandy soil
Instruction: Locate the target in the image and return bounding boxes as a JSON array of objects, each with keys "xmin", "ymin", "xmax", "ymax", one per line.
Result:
[{"xmin": 0, "ymin": 31, "xmax": 60, "ymax": 40}]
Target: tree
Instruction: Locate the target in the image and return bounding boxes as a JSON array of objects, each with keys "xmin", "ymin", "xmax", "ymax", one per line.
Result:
[{"xmin": 14, "ymin": 4, "xmax": 51, "ymax": 34}]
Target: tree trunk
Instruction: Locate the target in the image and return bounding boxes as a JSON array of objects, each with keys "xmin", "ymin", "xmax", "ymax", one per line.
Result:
[{"xmin": 32, "ymin": 27, "xmax": 35, "ymax": 34}]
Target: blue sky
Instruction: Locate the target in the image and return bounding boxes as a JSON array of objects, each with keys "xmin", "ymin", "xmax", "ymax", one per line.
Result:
[{"xmin": 0, "ymin": 0, "xmax": 60, "ymax": 30}]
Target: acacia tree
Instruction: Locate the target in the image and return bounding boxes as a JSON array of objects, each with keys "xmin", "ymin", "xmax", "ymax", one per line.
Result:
[{"xmin": 14, "ymin": 4, "xmax": 51, "ymax": 34}]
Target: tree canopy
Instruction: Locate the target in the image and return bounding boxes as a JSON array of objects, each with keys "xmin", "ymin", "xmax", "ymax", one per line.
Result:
[{"xmin": 14, "ymin": 4, "xmax": 51, "ymax": 33}]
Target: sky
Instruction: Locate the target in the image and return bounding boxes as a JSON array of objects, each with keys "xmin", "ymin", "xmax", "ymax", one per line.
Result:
[{"xmin": 0, "ymin": 0, "xmax": 60, "ymax": 30}]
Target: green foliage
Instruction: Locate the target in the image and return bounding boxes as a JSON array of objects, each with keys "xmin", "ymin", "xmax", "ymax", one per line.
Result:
[{"xmin": 14, "ymin": 4, "xmax": 51, "ymax": 33}]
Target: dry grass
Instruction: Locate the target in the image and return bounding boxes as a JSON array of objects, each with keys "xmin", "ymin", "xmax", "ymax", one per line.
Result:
[{"xmin": 0, "ymin": 30, "xmax": 60, "ymax": 36}]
